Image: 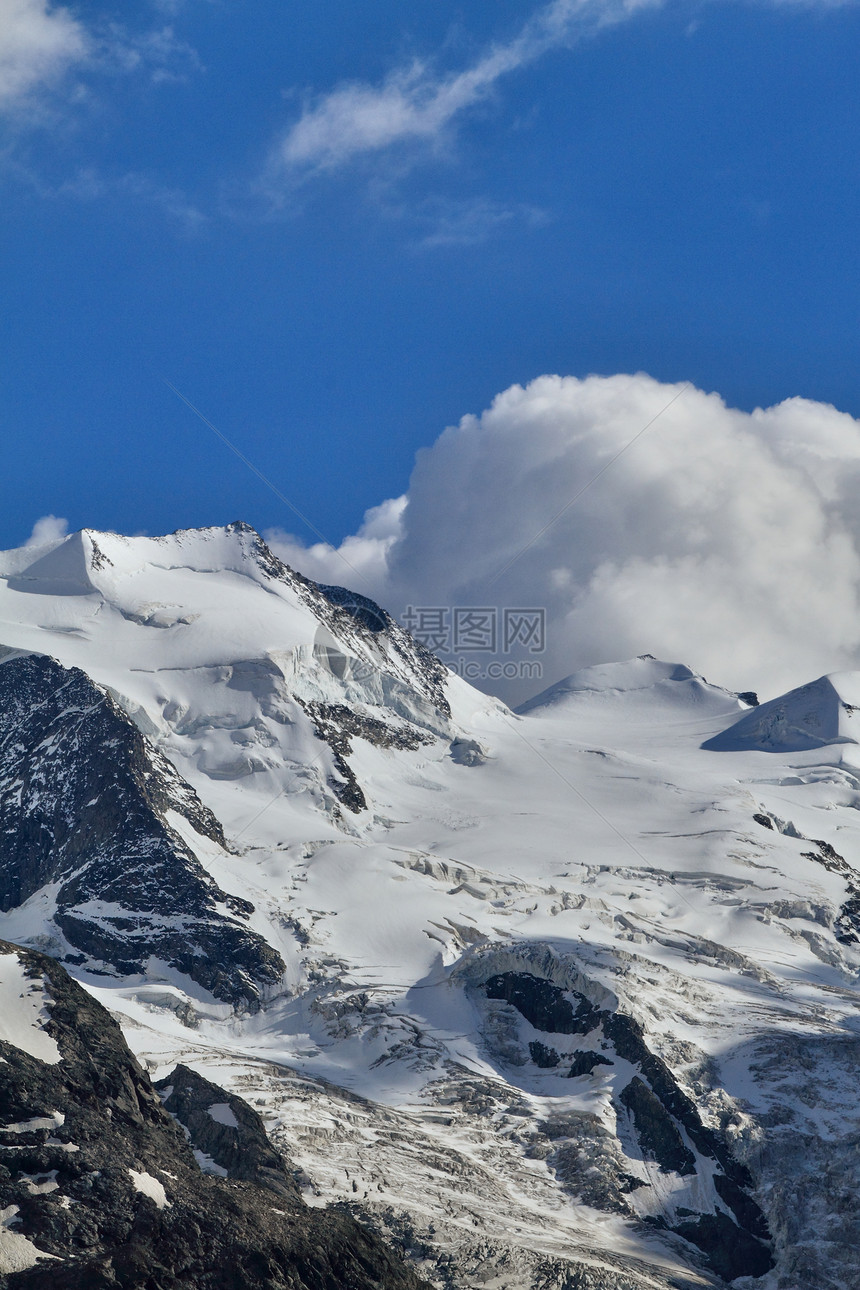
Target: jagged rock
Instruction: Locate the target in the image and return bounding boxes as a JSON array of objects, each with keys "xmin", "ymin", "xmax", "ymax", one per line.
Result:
[
  {"xmin": 297, "ymin": 699, "xmax": 431, "ymax": 813},
  {"xmin": 673, "ymin": 1213, "xmax": 773, "ymax": 1282},
  {"xmin": 485, "ymin": 972, "xmax": 600, "ymax": 1035},
  {"xmin": 481, "ymin": 969, "xmax": 774, "ymax": 1281},
  {"xmin": 155, "ymin": 1064, "xmax": 301, "ymax": 1197},
  {"xmin": 0, "ymin": 655, "xmax": 284, "ymax": 1009},
  {"xmin": 0, "ymin": 940, "xmax": 430, "ymax": 1290},
  {"xmin": 618, "ymin": 1077, "xmax": 696, "ymax": 1175},
  {"xmin": 567, "ymin": 1051, "xmax": 613, "ymax": 1078},
  {"xmin": 528, "ymin": 1041, "xmax": 561, "ymax": 1068}
]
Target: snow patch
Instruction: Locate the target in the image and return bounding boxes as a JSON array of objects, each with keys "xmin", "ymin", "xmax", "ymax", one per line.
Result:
[
  {"xmin": 21, "ymin": 1171, "xmax": 59, "ymax": 1195},
  {"xmin": 0, "ymin": 1205, "xmax": 58, "ymax": 1273},
  {"xmin": 128, "ymin": 1169, "xmax": 170, "ymax": 1208},
  {"xmin": 193, "ymin": 1148, "xmax": 228, "ymax": 1177},
  {"xmin": 206, "ymin": 1102, "xmax": 238, "ymax": 1128},
  {"xmin": 0, "ymin": 953, "xmax": 61, "ymax": 1064},
  {"xmin": 1, "ymin": 1112, "xmax": 64, "ymax": 1135}
]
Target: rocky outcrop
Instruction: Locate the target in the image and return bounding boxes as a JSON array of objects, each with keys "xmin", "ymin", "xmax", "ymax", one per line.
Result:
[
  {"xmin": 0, "ymin": 655, "xmax": 284, "ymax": 1009},
  {"xmin": 296, "ymin": 699, "xmax": 431, "ymax": 813},
  {"xmin": 224, "ymin": 522, "xmax": 451, "ymax": 721},
  {"xmin": 0, "ymin": 940, "xmax": 430, "ymax": 1290},
  {"xmin": 155, "ymin": 1064, "xmax": 301, "ymax": 1198},
  {"xmin": 482, "ymin": 969, "xmax": 774, "ymax": 1282}
]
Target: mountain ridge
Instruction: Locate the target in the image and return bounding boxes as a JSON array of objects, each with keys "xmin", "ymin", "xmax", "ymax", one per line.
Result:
[{"xmin": 1, "ymin": 522, "xmax": 859, "ymax": 1288}]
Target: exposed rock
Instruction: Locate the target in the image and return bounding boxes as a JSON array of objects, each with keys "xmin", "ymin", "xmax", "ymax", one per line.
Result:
[
  {"xmin": 800, "ymin": 839, "xmax": 860, "ymax": 944},
  {"xmin": 673, "ymin": 1213, "xmax": 772, "ymax": 1283},
  {"xmin": 567, "ymin": 1051, "xmax": 613, "ymax": 1078},
  {"xmin": 481, "ymin": 969, "xmax": 773, "ymax": 1281},
  {"xmin": 529, "ymin": 1041, "xmax": 561, "ymax": 1068},
  {"xmin": 296, "ymin": 699, "xmax": 432, "ymax": 813},
  {"xmin": 485, "ymin": 972, "xmax": 600, "ymax": 1036},
  {"xmin": 155, "ymin": 1064, "xmax": 301, "ymax": 1198},
  {"xmin": 618, "ymin": 1077, "xmax": 696, "ymax": 1175},
  {"xmin": 0, "ymin": 654, "xmax": 284, "ymax": 1009},
  {"xmin": 0, "ymin": 940, "xmax": 430, "ymax": 1290}
]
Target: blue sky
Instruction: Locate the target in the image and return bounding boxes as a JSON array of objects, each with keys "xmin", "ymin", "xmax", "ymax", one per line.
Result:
[{"xmin": 1, "ymin": 0, "xmax": 858, "ymax": 559}]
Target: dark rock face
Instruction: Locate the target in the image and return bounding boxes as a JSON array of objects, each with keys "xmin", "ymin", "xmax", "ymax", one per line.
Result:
[
  {"xmin": 483, "ymin": 970, "xmax": 774, "ymax": 1281},
  {"xmin": 567, "ymin": 1051, "xmax": 613, "ymax": 1078},
  {"xmin": 0, "ymin": 940, "xmax": 430, "ymax": 1290},
  {"xmin": 801, "ymin": 839, "xmax": 860, "ymax": 944},
  {"xmin": 618, "ymin": 1077, "xmax": 696, "ymax": 1176},
  {"xmin": 673, "ymin": 1214, "xmax": 774, "ymax": 1282},
  {"xmin": 528, "ymin": 1041, "xmax": 561, "ymax": 1068},
  {"xmin": 485, "ymin": 972, "xmax": 599, "ymax": 1036},
  {"xmin": 297, "ymin": 700, "xmax": 431, "ymax": 814},
  {"xmin": 0, "ymin": 655, "xmax": 284, "ymax": 1009},
  {"xmin": 155, "ymin": 1064, "xmax": 300, "ymax": 1199}
]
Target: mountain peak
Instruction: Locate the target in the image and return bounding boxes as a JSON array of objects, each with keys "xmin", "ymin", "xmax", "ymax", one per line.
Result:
[
  {"xmin": 704, "ymin": 671, "xmax": 860, "ymax": 752},
  {"xmin": 516, "ymin": 655, "xmax": 741, "ymax": 718}
]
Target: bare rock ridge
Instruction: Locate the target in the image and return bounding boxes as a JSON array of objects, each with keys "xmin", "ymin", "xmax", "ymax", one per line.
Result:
[
  {"xmin": 482, "ymin": 971, "xmax": 773, "ymax": 1283},
  {"xmin": 0, "ymin": 655, "xmax": 284, "ymax": 1009},
  {"xmin": 230, "ymin": 521, "xmax": 451, "ymax": 723},
  {"xmin": 154, "ymin": 1063, "xmax": 302, "ymax": 1199},
  {"xmin": 0, "ymin": 939, "xmax": 430, "ymax": 1289}
]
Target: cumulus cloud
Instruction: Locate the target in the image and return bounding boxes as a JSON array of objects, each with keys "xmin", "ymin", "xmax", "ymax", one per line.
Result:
[
  {"xmin": 266, "ymin": 496, "xmax": 406, "ymax": 593},
  {"xmin": 266, "ymin": 374, "xmax": 860, "ymax": 705},
  {"xmin": 0, "ymin": 0, "xmax": 88, "ymax": 108},
  {"xmin": 277, "ymin": 0, "xmax": 650, "ymax": 173},
  {"xmin": 26, "ymin": 514, "xmax": 68, "ymax": 546}
]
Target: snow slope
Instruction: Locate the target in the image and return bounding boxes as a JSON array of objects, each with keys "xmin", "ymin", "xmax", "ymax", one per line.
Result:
[
  {"xmin": 1, "ymin": 525, "xmax": 859, "ymax": 1288},
  {"xmin": 0, "ymin": 952, "xmax": 60, "ymax": 1065}
]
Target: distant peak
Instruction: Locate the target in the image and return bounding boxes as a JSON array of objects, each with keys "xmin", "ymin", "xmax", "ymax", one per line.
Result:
[
  {"xmin": 516, "ymin": 657, "xmax": 702, "ymax": 715},
  {"xmin": 704, "ymin": 672, "xmax": 860, "ymax": 753}
]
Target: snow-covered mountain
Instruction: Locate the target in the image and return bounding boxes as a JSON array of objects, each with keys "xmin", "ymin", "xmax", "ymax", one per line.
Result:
[{"xmin": 1, "ymin": 524, "xmax": 859, "ymax": 1289}]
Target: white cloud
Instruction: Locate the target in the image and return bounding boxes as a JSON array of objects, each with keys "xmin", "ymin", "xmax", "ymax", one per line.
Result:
[
  {"xmin": 267, "ymin": 374, "xmax": 860, "ymax": 706},
  {"xmin": 414, "ymin": 197, "xmax": 548, "ymax": 248},
  {"xmin": 0, "ymin": 0, "xmax": 88, "ymax": 108},
  {"xmin": 265, "ymin": 496, "xmax": 406, "ymax": 592},
  {"xmin": 0, "ymin": 4, "xmax": 201, "ymax": 125},
  {"xmin": 101, "ymin": 22, "xmax": 202, "ymax": 84},
  {"xmin": 26, "ymin": 514, "xmax": 68, "ymax": 546},
  {"xmin": 55, "ymin": 167, "xmax": 207, "ymax": 229},
  {"xmin": 277, "ymin": 0, "xmax": 650, "ymax": 173},
  {"xmin": 276, "ymin": 0, "xmax": 853, "ymax": 177}
]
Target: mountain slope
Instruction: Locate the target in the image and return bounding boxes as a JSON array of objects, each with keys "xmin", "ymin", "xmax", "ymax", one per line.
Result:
[
  {"xmin": 0, "ymin": 525, "xmax": 859, "ymax": 1288},
  {"xmin": 0, "ymin": 939, "xmax": 431, "ymax": 1289},
  {"xmin": 0, "ymin": 653, "xmax": 284, "ymax": 1009}
]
